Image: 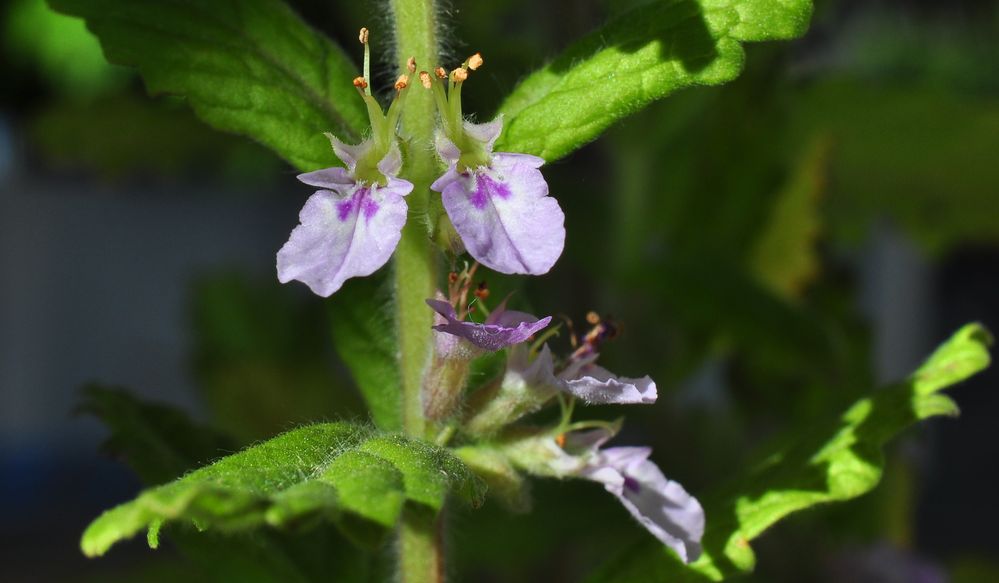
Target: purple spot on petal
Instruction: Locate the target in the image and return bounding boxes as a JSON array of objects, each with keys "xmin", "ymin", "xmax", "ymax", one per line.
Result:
[
  {"xmin": 361, "ymin": 196, "xmax": 379, "ymax": 220},
  {"xmin": 334, "ymin": 187, "xmax": 376, "ymax": 222},
  {"xmin": 469, "ymin": 172, "xmax": 512, "ymax": 210},
  {"xmin": 623, "ymin": 476, "xmax": 642, "ymax": 494},
  {"xmin": 336, "ymin": 199, "xmax": 354, "ymax": 221}
]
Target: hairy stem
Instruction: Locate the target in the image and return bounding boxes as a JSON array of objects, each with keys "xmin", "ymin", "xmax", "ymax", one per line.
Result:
[
  {"xmin": 391, "ymin": 0, "xmax": 439, "ymax": 441},
  {"xmin": 391, "ymin": 0, "xmax": 444, "ymax": 581},
  {"xmin": 398, "ymin": 507, "xmax": 445, "ymax": 583}
]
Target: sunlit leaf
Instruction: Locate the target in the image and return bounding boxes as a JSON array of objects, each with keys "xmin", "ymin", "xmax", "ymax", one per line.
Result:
[
  {"xmin": 496, "ymin": 0, "xmax": 813, "ymax": 161},
  {"xmin": 587, "ymin": 323, "xmax": 991, "ymax": 582}
]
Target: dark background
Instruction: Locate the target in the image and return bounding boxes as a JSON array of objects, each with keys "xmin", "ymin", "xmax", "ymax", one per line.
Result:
[{"xmin": 1, "ymin": 0, "xmax": 998, "ymax": 581}]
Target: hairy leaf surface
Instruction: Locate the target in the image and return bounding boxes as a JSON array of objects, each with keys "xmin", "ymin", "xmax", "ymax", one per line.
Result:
[{"xmin": 82, "ymin": 423, "xmax": 485, "ymax": 557}]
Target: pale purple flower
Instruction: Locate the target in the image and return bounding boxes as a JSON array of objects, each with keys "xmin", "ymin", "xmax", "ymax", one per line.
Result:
[
  {"xmin": 431, "ymin": 117, "xmax": 565, "ymax": 275},
  {"xmin": 426, "ymin": 298, "xmax": 552, "ymax": 352},
  {"xmin": 277, "ymin": 140, "xmax": 413, "ymax": 297},
  {"xmin": 514, "ymin": 344, "xmax": 657, "ymax": 405},
  {"xmin": 557, "ymin": 351, "xmax": 657, "ymax": 405},
  {"xmin": 502, "ymin": 427, "xmax": 704, "ymax": 562},
  {"xmin": 581, "ymin": 446, "xmax": 704, "ymax": 563}
]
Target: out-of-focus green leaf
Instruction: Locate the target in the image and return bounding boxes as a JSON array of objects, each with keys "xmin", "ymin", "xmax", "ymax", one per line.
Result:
[
  {"xmin": 648, "ymin": 254, "xmax": 835, "ymax": 374},
  {"xmin": 30, "ymin": 94, "xmax": 281, "ymax": 184},
  {"xmin": 793, "ymin": 80, "xmax": 999, "ymax": 253},
  {"xmin": 588, "ymin": 323, "xmax": 992, "ymax": 582},
  {"xmin": 48, "ymin": 0, "xmax": 367, "ymax": 171},
  {"xmin": 749, "ymin": 136, "xmax": 827, "ymax": 299},
  {"xmin": 327, "ymin": 277, "xmax": 402, "ymax": 431},
  {"xmin": 192, "ymin": 274, "xmax": 361, "ymax": 442},
  {"xmin": 496, "ymin": 0, "xmax": 813, "ymax": 161},
  {"xmin": 82, "ymin": 423, "xmax": 485, "ymax": 558},
  {"xmin": 5, "ymin": 0, "xmax": 125, "ymax": 96},
  {"xmin": 79, "ymin": 385, "xmax": 234, "ymax": 484}
]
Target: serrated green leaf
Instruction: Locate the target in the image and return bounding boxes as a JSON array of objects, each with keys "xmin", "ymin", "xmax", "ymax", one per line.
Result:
[
  {"xmin": 496, "ymin": 0, "xmax": 813, "ymax": 161},
  {"xmin": 81, "ymin": 423, "xmax": 484, "ymax": 557},
  {"xmin": 79, "ymin": 387, "xmax": 382, "ymax": 581},
  {"xmin": 48, "ymin": 0, "xmax": 366, "ymax": 172},
  {"xmin": 587, "ymin": 323, "xmax": 991, "ymax": 583},
  {"xmin": 328, "ymin": 277, "xmax": 403, "ymax": 431}
]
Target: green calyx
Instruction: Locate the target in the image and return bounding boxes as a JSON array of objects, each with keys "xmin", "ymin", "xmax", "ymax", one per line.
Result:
[
  {"xmin": 425, "ymin": 61, "xmax": 492, "ymax": 172},
  {"xmin": 351, "ymin": 87, "xmax": 408, "ymax": 186},
  {"xmin": 341, "ymin": 28, "xmax": 409, "ymax": 186}
]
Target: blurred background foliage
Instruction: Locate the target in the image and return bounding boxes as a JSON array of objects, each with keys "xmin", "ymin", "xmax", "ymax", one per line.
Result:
[{"xmin": 2, "ymin": 0, "xmax": 998, "ymax": 581}]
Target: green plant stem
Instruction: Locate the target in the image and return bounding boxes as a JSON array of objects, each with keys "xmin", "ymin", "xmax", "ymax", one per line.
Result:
[
  {"xmin": 398, "ymin": 507, "xmax": 445, "ymax": 583},
  {"xmin": 391, "ymin": 0, "xmax": 444, "ymax": 581},
  {"xmin": 391, "ymin": 0, "xmax": 439, "ymax": 440}
]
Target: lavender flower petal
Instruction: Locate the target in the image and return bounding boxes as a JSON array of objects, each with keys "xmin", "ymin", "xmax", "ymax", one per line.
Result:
[
  {"xmin": 434, "ymin": 117, "xmax": 505, "ymax": 167},
  {"xmin": 435, "ymin": 131, "xmax": 462, "ymax": 168},
  {"xmin": 426, "ymin": 299, "xmax": 552, "ymax": 351},
  {"xmin": 438, "ymin": 153, "xmax": 565, "ymax": 275},
  {"xmin": 583, "ymin": 447, "xmax": 704, "ymax": 563},
  {"xmin": 297, "ymin": 167, "xmax": 355, "ymax": 189},
  {"xmin": 561, "ymin": 363, "xmax": 658, "ymax": 405},
  {"xmin": 376, "ymin": 142, "xmax": 403, "ymax": 177},
  {"xmin": 326, "ymin": 133, "xmax": 366, "ymax": 171},
  {"xmin": 277, "ymin": 178, "xmax": 413, "ymax": 297},
  {"xmin": 463, "ymin": 116, "xmax": 503, "ymax": 152}
]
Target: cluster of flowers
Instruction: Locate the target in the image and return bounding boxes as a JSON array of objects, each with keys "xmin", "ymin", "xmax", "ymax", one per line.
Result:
[
  {"xmin": 276, "ymin": 29, "xmax": 703, "ymax": 562},
  {"xmin": 426, "ymin": 275, "xmax": 704, "ymax": 563},
  {"xmin": 277, "ymin": 32, "xmax": 563, "ymax": 297}
]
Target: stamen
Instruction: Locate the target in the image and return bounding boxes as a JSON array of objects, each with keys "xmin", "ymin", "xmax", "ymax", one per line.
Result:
[
  {"xmin": 448, "ymin": 272, "xmax": 459, "ymax": 284},
  {"xmin": 419, "ymin": 71, "xmax": 433, "ymax": 89},
  {"xmin": 451, "ymin": 68, "xmax": 468, "ymax": 83},
  {"xmin": 467, "ymin": 52, "xmax": 483, "ymax": 71},
  {"xmin": 358, "ymin": 27, "xmax": 371, "ymax": 96},
  {"xmin": 474, "ymin": 281, "xmax": 489, "ymax": 301},
  {"xmin": 352, "ymin": 76, "xmax": 368, "ymax": 90},
  {"xmin": 555, "ymin": 433, "xmax": 567, "ymax": 448},
  {"xmin": 394, "ymin": 74, "xmax": 410, "ymax": 91},
  {"xmin": 434, "ymin": 67, "xmax": 447, "ymax": 79},
  {"xmin": 407, "ymin": 56, "xmax": 417, "ymax": 73},
  {"xmin": 571, "ymin": 312, "xmax": 622, "ymax": 361}
]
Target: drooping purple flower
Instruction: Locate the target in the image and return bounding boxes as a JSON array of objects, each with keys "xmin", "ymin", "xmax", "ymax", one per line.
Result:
[
  {"xmin": 431, "ymin": 117, "xmax": 566, "ymax": 276},
  {"xmin": 277, "ymin": 140, "xmax": 413, "ymax": 297},
  {"xmin": 426, "ymin": 298, "xmax": 552, "ymax": 352},
  {"xmin": 581, "ymin": 446, "xmax": 705, "ymax": 563},
  {"xmin": 502, "ymin": 427, "xmax": 704, "ymax": 562}
]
